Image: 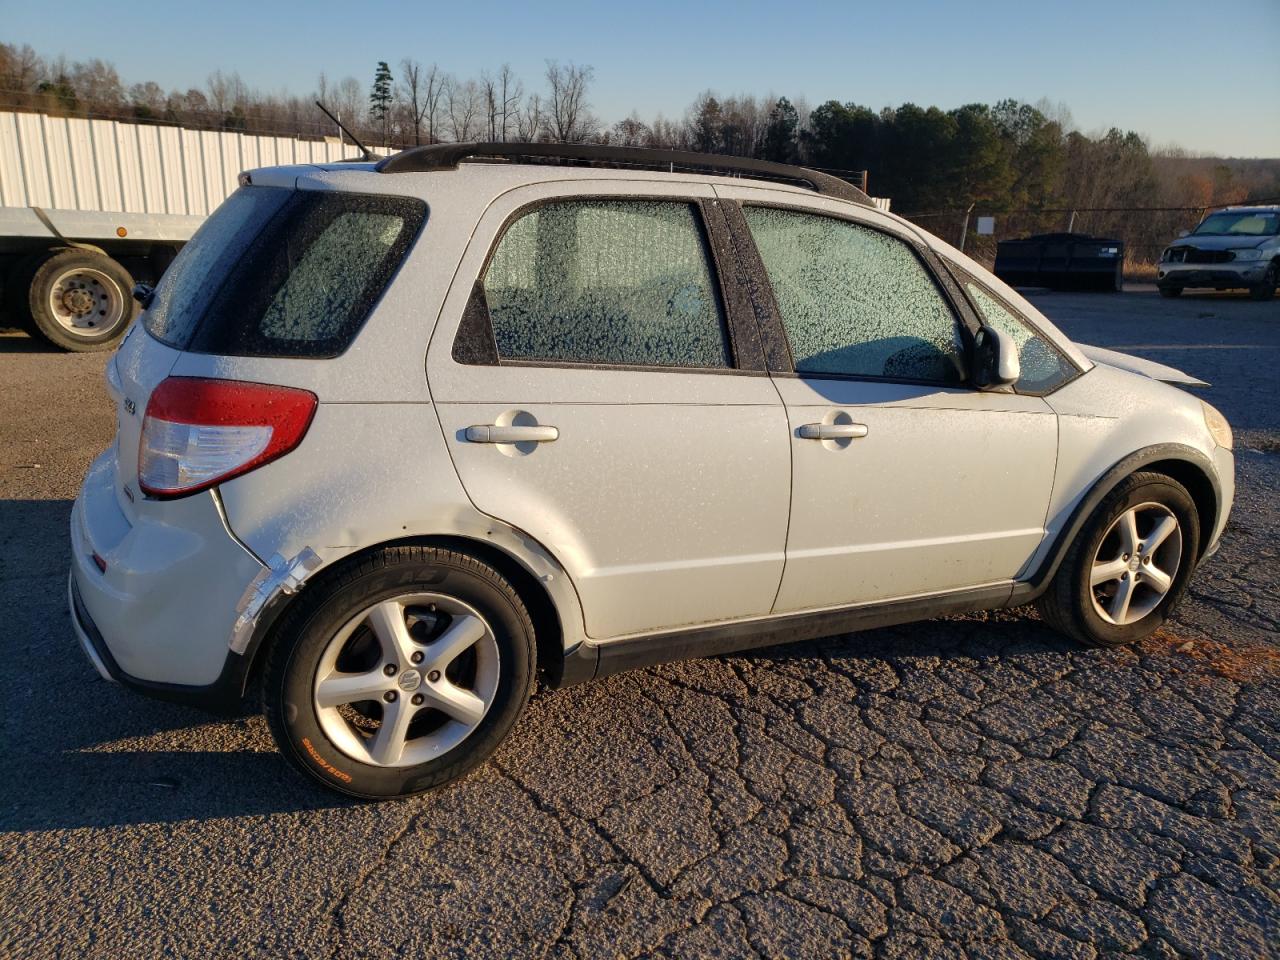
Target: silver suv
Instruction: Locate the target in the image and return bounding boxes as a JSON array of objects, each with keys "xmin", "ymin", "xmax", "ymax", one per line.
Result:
[
  {"xmin": 70, "ymin": 144, "xmax": 1235, "ymax": 799},
  {"xmin": 1158, "ymin": 205, "xmax": 1280, "ymax": 300}
]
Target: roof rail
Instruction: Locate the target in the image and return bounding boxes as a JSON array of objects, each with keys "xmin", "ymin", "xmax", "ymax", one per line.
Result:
[{"xmin": 374, "ymin": 141, "xmax": 873, "ymax": 207}]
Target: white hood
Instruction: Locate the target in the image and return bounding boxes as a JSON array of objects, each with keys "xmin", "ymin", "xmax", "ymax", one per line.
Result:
[{"xmin": 1077, "ymin": 344, "xmax": 1209, "ymax": 387}]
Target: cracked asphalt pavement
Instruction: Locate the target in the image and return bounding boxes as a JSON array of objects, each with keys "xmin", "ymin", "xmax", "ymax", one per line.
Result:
[{"xmin": 1, "ymin": 285, "xmax": 1277, "ymax": 959}]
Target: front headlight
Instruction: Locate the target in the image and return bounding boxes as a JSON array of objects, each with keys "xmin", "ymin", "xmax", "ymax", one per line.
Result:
[
  {"xmin": 1202, "ymin": 401, "xmax": 1233, "ymax": 450},
  {"xmin": 1231, "ymin": 248, "xmax": 1263, "ymax": 261},
  {"xmin": 1159, "ymin": 248, "xmax": 1172, "ymax": 262}
]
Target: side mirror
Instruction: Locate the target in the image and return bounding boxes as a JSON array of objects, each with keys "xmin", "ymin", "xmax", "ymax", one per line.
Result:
[
  {"xmin": 132, "ymin": 282, "xmax": 155, "ymax": 308},
  {"xmin": 973, "ymin": 325, "xmax": 1020, "ymax": 389},
  {"xmin": 1178, "ymin": 229, "xmax": 1190, "ymax": 239}
]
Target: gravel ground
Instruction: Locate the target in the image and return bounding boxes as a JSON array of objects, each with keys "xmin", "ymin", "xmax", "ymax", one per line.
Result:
[{"xmin": 1, "ymin": 286, "xmax": 1276, "ymax": 959}]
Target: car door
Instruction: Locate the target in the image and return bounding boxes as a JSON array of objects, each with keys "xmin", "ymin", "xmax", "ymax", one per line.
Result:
[
  {"xmin": 427, "ymin": 181, "xmax": 791, "ymax": 640},
  {"xmin": 715, "ymin": 186, "xmax": 1058, "ymax": 614}
]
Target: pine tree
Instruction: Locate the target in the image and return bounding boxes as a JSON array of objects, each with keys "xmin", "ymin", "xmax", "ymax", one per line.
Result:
[
  {"xmin": 369, "ymin": 61, "xmax": 393, "ymax": 147},
  {"xmin": 761, "ymin": 97, "xmax": 799, "ymax": 164}
]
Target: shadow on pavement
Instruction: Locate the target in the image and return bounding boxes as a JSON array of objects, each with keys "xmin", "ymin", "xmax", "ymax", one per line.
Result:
[
  {"xmin": 0, "ymin": 495, "xmax": 360, "ymax": 829},
  {"xmin": 4, "ymin": 748, "xmax": 363, "ymax": 832},
  {"xmin": 0, "ymin": 324, "xmax": 58, "ymax": 353}
]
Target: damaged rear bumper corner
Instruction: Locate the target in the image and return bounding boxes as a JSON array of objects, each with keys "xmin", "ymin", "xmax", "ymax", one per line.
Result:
[{"xmin": 229, "ymin": 546, "xmax": 324, "ymax": 655}]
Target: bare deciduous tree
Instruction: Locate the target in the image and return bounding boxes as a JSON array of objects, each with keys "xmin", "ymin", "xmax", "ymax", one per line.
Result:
[
  {"xmin": 446, "ymin": 77, "xmax": 482, "ymax": 142},
  {"xmin": 206, "ymin": 70, "xmax": 246, "ymax": 119},
  {"xmin": 516, "ymin": 92, "xmax": 544, "ymax": 142},
  {"xmin": 399, "ymin": 59, "xmax": 441, "ymax": 146},
  {"xmin": 544, "ymin": 61, "xmax": 598, "ymax": 143},
  {"xmin": 481, "ymin": 71, "xmax": 499, "ymax": 141},
  {"xmin": 611, "ymin": 113, "xmax": 649, "ymax": 147},
  {"xmin": 496, "ymin": 64, "xmax": 523, "ymax": 142}
]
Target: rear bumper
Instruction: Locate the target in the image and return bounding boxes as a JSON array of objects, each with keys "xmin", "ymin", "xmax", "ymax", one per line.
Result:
[
  {"xmin": 68, "ymin": 448, "xmax": 268, "ymax": 708},
  {"xmin": 69, "ymin": 571, "xmax": 249, "ymax": 712}
]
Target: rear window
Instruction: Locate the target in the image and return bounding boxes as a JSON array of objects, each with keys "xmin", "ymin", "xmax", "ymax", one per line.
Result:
[{"xmin": 144, "ymin": 186, "xmax": 425, "ymax": 357}]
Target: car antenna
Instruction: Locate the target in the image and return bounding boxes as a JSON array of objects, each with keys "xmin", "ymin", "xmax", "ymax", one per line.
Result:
[{"xmin": 315, "ymin": 100, "xmax": 375, "ymax": 161}]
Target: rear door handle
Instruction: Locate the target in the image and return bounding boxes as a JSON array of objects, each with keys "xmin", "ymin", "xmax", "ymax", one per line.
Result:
[
  {"xmin": 465, "ymin": 424, "xmax": 559, "ymax": 443},
  {"xmin": 797, "ymin": 422, "xmax": 869, "ymax": 440}
]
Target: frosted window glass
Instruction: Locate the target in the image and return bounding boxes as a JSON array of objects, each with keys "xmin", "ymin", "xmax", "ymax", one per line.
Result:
[
  {"xmin": 484, "ymin": 200, "xmax": 730, "ymax": 368},
  {"xmin": 744, "ymin": 207, "xmax": 965, "ymax": 383},
  {"xmin": 965, "ymin": 282, "xmax": 1075, "ymax": 392},
  {"xmin": 259, "ymin": 212, "xmax": 403, "ymax": 341}
]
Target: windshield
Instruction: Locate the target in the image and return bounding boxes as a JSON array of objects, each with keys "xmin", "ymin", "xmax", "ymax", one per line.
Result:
[{"xmin": 1192, "ymin": 211, "xmax": 1280, "ymax": 237}]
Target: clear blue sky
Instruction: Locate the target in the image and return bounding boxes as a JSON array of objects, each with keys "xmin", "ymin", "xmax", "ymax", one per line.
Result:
[{"xmin": 5, "ymin": 0, "xmax": 1278, "ymax": 156}]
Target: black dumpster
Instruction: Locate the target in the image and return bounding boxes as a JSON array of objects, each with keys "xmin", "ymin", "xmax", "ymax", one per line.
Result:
[{"xmin": 994, "ymin": 232, "xmax": 1124, "ymax": 291}]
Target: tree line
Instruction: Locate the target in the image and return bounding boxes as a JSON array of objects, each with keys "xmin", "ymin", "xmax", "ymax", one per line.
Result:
[{"xmin": 3, "ymin": 41, "xmax": 1277, "ymax": 242}]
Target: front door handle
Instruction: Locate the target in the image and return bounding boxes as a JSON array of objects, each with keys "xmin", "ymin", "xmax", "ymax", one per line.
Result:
[
  {"xmin": 465, "ymin": 424, "xmax": 559, "ymax": 443},
  {"xmin": 797, "ymin": 422, "xmax": 869, "ymax": 440}
]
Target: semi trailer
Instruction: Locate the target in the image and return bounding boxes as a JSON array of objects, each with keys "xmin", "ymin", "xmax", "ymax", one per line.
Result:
[{"xmin": 0, "ymin": 110, "xmax": 353, "ymax": 350}]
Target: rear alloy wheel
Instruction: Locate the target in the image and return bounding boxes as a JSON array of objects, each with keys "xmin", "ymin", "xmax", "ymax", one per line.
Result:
[
  {"xmin": 26, "ymin": 249, "xmax": 136, "ymax": 351},
  {"xmin": 1036, "ymin": 472, "xmax": 1199, "ymax": 647},
  {"xmin": 265, "ymin": 546, "xmax": 536, "ymax": 799},
  {"xmin": 1249, "ymin": 263, "xmax": 1277, "ymax": 301},
  {"xmin": 313, "ymin": 593, "xmax": 501, "ymax": 769}
]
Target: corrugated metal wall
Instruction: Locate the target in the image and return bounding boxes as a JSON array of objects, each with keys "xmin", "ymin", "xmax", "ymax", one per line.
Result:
[{"xmin": 0, "ymin": 112, "xmax": 354, "ymax": 215}]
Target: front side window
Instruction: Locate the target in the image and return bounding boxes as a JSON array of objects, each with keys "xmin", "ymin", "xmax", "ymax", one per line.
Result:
[
  {"xmin": 963, "ymin": 280, "xmax": 1076, "ymax": 394},
  {"xmin": 742, "ymin": 206, "xmax": 965, "ymax": 383},
  {"xmin": 482, "ymin": 199, "xmax": 730, "ymax": 369}
]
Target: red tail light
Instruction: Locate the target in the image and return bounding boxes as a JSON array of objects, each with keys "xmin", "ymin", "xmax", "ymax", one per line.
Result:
[{"xmin": 138, "ymin": 377, "xmax": 317, "ymax": 498}]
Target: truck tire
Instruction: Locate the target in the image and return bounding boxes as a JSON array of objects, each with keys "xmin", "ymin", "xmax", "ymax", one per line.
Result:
[{"xmin": 25, "ymin": 249, "xmax": 137, "ymax": 352}]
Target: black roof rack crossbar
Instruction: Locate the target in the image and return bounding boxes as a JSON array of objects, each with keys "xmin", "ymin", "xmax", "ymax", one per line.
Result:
[{"xmin": 374, "ymin": 141, "xmax": 873, "ymax": 207}]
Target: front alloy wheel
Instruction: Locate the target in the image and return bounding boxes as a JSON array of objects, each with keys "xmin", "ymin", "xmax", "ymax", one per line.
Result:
[
  {"xmin": 1088, "ymin": 503, "xmax": 1182, "ymax": 626},
  {"xmin": 1036, "ymin": 471, "xmax": 1200, "ymax": 648}
]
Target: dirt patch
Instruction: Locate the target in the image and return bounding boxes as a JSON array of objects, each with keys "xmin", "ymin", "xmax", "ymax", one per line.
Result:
[
  {"xmin": 1124, "ymin": 259, "xmax": 1160, "ymax": 282},
  {"xmin": 1240, "ymin": 435, "xmax": 1280, "ymax": 455},
  {"xmin": 1143, "ymin": 630, "xmax": 1280, "ymax": 683}
]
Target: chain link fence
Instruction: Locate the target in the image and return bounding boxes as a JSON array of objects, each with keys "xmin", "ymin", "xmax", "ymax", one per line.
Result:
[{"xmin": 901, "ymin": 206, "xmax": 1220, "ymax": 280}]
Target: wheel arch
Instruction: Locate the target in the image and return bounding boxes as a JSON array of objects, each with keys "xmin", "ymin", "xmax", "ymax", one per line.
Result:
[
  {"xmin": 239, "ymin": 533, "xmax": 582, "ymax": 701},
  {"xmin": 1027, "ymin": 443, "xmax": 1221, "ymax": 594}
]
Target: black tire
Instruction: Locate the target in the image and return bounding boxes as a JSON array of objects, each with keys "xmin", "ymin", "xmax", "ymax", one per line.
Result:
[
  {"xmin": 1248, "ymin": 263, "xmax": 1277, "ymax": 302},
  {"xmin": 1158, "ymin": 284, "xmax": 1182, "ymax": 298},
  {"xmin": 26, "ymin": 248, "xmax": 137, "ymax": 352},
  {"xmin": 264, "ymin": 546, "xmax": 537, "ymax": 799},
  {"xmin": 1036, "ymin": 471, "xmax": 1200, "ymax": 648}
]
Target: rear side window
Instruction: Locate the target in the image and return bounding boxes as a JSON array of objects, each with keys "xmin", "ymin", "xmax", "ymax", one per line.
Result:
[
  {"xmin": 481, "ymin": 199, "xmax": 731, "ymax": 369},
  {"xmin": 145, "ymin": 186, "xmax": 425, "ymax": 358},
  {"xmin": 145, "ymin": 186, "xmax": 290, "ymax": 348},
  {"xmin": 743, "ymin": 206, "xmax": 965, "ymax": 383}
]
